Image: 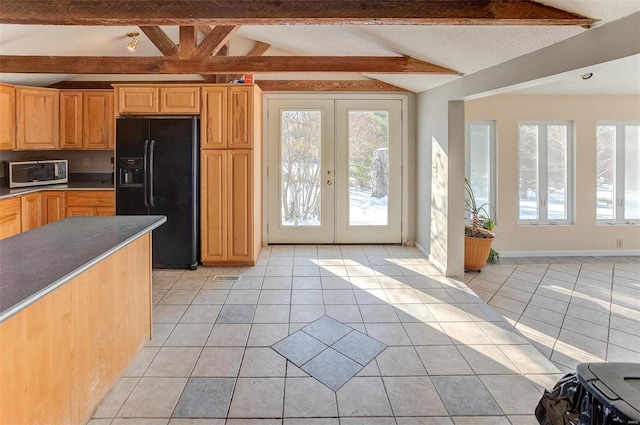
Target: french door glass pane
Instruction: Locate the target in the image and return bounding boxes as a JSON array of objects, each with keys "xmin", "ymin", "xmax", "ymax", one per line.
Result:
[
  {"xmin": 596, "ymin": 125, "xmax": 615, "ymax": 219},
  {"xmin": 625, "ymin": 125, "xmax": 640, "ymax": 219},
  {"xmin": 519, "ymin": 125, "xmax": 539, "ymax": 219},
  {"xmin": 348, "ymin": 110, "xmax": 389, "ymax": 226},
  {"xmin": 547, "ymin": 125, "xmax": 568, "ymax": 220},
  {"xmin": 468, "ymin": 124, "xmax": 491, "ymax": 208},
  {"xmin": 280, "ymin": 110, "xmax": 322, "ymax": 226}
]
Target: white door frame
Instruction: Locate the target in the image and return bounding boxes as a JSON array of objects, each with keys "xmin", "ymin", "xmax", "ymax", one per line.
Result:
[{"xmin": 262, "ymin": 93, "xmax": 411, "ymax": 245}]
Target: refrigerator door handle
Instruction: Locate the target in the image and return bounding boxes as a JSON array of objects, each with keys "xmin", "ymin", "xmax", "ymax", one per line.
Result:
[
  {"xmin": 149, "ymin": 139, "xmax": 156, "ymax": 207},
  {"xmin": 143, "ymin": 139, "xmax": 149, "ymax": 208}
]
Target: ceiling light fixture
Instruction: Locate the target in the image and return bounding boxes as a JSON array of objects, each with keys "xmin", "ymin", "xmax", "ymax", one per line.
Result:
[
  {"xmin": 126, "ymin": 32, "xmax": 139, "ymax": 52},
  {"xmin": 581, "ymin": 72, "xmax": 593, "ymax": 80}
]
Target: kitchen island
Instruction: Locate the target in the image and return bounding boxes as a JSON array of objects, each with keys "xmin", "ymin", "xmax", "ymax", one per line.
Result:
[{"xmin": 0, "ymin": 215, "xmax": 166, "ymax": 425}]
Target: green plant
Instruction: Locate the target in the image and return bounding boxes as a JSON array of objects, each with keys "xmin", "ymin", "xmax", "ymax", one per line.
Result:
[
  {"xmin": 464, "ymin": 178, "xmax": 496, "ymax": 239},
  {"xmin": 487, "ymin": 248, "xmax": 500, "ymax": 264}
]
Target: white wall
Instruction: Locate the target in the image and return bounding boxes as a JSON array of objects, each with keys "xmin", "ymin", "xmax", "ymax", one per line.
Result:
[
  {"xmin": 466, "ymin": 95, "xmax": 640, "ymax": 254},
  {"xmin": 415, "ymin": 12, "xmax": 640, "ymax": 277}
]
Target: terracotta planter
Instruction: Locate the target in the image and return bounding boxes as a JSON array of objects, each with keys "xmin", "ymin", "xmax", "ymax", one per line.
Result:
[{"xmin": 464, "ymin": 235, "xmax": 494, "ymax": 271}]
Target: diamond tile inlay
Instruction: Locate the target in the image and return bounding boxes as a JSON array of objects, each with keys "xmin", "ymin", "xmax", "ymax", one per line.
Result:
[{"xmin": 271, "ymin": 316, "xmax": 387, "ymax": 391}]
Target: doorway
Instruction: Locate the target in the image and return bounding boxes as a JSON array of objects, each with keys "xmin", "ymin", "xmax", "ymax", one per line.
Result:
[{"xmin": 267, "ymin": 98, "xmax": 402, "ymax": 244}]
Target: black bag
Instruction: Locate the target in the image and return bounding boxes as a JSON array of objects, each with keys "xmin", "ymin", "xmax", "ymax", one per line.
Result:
[{"xmin": 536, "ymin": 373, "xmax": 586, "ymax": 425}]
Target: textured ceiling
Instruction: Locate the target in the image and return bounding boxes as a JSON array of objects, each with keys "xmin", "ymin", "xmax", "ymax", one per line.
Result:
[{"xmin": 0, "ymin": 0, "xmax": 639, "ymax": 94}]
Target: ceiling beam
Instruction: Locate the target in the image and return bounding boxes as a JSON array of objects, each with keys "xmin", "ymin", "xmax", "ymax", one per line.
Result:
[
  {"xmin": 139, "ymin": 26, "xmax": 178, "ymax": 56},
  {"xmin": 245, "ymin": 41, "xmax": 271, "ymax": 57},
  {"xmin": 0, "ymin": 1, "xmax": 597, "ymax": 27},
  {"xmin": 256, "ymin": 80, "xmax": 408, "ymax": 92},
  {"xmin": 179, "ymin": 26, "xmax": 197, "ymax": 58},
  {"xmin": 193, "ymin": 25, "xmax": 240, "ymax": 58},
  {"xmin": 46, "ymin": 79, "xmax": 408, "ymax": 92},
  {"xmin": 0, "ymin": 55, "xmax": 461, "ymax": 74}
]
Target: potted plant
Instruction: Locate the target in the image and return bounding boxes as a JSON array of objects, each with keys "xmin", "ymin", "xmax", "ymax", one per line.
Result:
[{"xmin": 464, "ymin": 178, "xmax": 498, "ymax": 271}]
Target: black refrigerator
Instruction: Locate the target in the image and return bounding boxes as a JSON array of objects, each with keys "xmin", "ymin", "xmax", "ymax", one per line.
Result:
[{"xmin": 116, "ymin": 116, "xmax": 199, "ymax": 269}]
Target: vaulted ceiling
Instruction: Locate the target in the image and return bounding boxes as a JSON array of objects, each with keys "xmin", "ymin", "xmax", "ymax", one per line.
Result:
[{"xmin": 1, "ymin": 1, "xmax": 639, "ymax": 93}]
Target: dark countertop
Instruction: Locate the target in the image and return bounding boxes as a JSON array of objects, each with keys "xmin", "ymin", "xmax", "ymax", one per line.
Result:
[
  {"xmin": 0, "ymin": 180, "xmax": 114, "ymax": 200},
  {"xmin": 0, "ymin": 215, "xmax": 166, "ymax": 322}
]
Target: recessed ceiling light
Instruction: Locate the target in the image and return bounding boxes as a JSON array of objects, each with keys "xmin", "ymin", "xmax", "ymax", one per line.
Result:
[{"xmin": 581, "ymin": 72, "xmax": 593, "ymax": 80}]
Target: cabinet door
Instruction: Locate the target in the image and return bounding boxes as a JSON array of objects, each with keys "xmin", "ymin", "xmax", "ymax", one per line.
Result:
[
  {"xmin": 160, "ymin": 87, "xmax": 200, "ymax": 114},
  {"xmin": 228, "ymin": 87, "xmax": 252, "ymax": 149},
  {"xmin": 60, "ymin": 91, "xmax": 83, "ymax": 149},
  {"xmin": 201, "ymin": 87, "xmax": 227, "ymax": 149},
  {"xmin": 227, "ymin": 150, "xmax": 253, "ymax": 262},
  {"xmin": 118, "ymin": 87, "xmax": 158, "ymax": 114},
  {"xmin": 0, "ymin": 84, "xmax": 16, "ymax": 151},
  {"xmin": 16, "ymin": 87, "xmax": 60, "ymax": 150},
  {"xmin": 83, "ymin": 91, "xmax": 114, "ymax": 149},
  {"xmin": 42, "ymin": 191, "xmax": 66, "ymax": 225},
  {"xmin": 21, "ymin": 192, "xmax": 42, "ymax": 232},
  {"xmin": 0, "ymin": 197, "xmax": 21, "ymax": 240},
  {"xmin": 201, "ymin": 150, "xmax": 227, "ymax": 262}
]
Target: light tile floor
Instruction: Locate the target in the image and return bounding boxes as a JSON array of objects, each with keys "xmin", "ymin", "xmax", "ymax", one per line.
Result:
[
  {"xmin": 465, "ymin": 256, "xmax": 640, "ymax": 373},
  {"xmin": 89, "ymin": 247, "xmax": 639, "ymax": 425}
]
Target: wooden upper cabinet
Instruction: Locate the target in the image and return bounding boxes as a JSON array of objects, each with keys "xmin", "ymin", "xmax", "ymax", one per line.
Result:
[
  {"xmin": 117, "ymin": 87, "xmax": 158, "ymax": 114},
  {"xmin": 0, "ymin": 84, "xmax": 16, "ymax": 151},
  {"xmin": 16, "ymin": 86, "xmax": 59, "ymax": 150},
  {"xmin": 83, "ymin": 91, "xmax": 114, "ymax": 149},
  {"xmin": 60, "ymin": 90, "xmax": 114, "ymax": 150},
  {"xmin": 227, "ymin": 87, "xmax": 253, "ymax": 149},
  {"xmin": 201, "ymin": 87, "xmax": 227, "ymax": 149},
  {"xmin": 21, "ymin": 192, "xmax": 43, "ymax": 232},
  {"xmin": 115, "ymin": 85, "xmax": 200, "ymax": 115},
  {"xmin": 60, "ymin": 91, "xmax": 83, "ymax": 149},
  {"xmin": 160, "ymin": 87, "xmax": 200, "ymax": 114}
]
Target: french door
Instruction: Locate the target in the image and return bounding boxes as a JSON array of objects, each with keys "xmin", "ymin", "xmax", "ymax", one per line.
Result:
[{"xmin": 267, "ymin": 98, "xmax": 402, "ymax": 244}]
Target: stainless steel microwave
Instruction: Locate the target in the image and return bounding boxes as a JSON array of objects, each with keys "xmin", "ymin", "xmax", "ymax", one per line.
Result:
[{"xmin": 8, "ymin": 160, "xmax": 68, "ymax": 188}]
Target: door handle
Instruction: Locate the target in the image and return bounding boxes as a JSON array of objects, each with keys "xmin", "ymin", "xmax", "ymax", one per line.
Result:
[
  {"xmin": 143, "ymin": 139, "xmax": 149, "ymax": 208},
  {"xmin": 149, "ymin": 140, "xmax": 156, "ymax": 207}
]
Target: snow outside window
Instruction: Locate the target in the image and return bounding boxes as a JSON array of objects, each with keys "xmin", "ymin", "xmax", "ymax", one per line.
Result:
[
  {"xmin": 466, "ymin": 121, "xmax": 497, "ymax": 223},
  {"xmin": 518, "ymin": 121, "xmax": 574, "ymax": 225},
  {"xmin": 596, "ymin": 122, "xmax": 640, "ymax": 225}
]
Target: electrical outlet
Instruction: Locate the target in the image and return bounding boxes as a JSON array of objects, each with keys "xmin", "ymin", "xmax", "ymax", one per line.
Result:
[
  {"xmin": 82, "ymin": 157, "xmax": 90, "ymax": 167},
  {"xmin": 616, "ymin": 239, "xmax": 623, "ymax": 248}
]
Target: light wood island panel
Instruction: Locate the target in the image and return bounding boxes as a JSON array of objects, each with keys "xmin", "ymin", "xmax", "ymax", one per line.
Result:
[{"xmin": 0, "ymin": 232, "xmax": 153, "ymax": 425}]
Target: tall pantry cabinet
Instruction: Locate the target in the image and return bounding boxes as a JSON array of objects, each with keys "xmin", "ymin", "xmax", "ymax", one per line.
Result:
[{"xmin": 200, "ymin": 85, "xmax": 262, "ymax": 265}]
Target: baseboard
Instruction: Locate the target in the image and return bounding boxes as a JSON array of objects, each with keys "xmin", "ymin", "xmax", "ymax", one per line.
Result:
[
  {"xmin": 500, "ymin": 249, "xmax": 640, "ymax": 257},
  {"xmin": 415, "ymin": 241, "xmax": 449, "ymax": 275}
]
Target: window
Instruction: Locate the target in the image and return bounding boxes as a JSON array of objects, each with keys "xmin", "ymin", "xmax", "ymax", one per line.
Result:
[
  {"xmin": 518, "ymin": 121, "xmax": 574, "ymax": 224},
  {"xmin": 596, "ymin": 122, "xmax": 640, "ymax": 224},
  {"xmin": 465, "ymin": 121, "xmax": 496, "ymax": 220}
]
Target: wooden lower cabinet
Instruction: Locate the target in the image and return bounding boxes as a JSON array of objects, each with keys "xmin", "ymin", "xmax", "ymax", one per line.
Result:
[
  {"xmin": 20, "ymin": 192, "xmax": 42, "ymax": 232},
  {"xmin": 0, "ymin": 197, "xmax": 21, "ymax": 240},
  {"xmin": 42, "ymin": 191, "xmax": 66, "ymax": 224},
  {"xmin": 66, "ymin": 190, "xmax": 115, "ymax": 217},
  {"xmin": 201, "ymin": 149, "xmax": 260, "ymax": 265}
]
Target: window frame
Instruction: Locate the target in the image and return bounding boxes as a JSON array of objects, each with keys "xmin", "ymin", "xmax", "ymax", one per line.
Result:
[
  {"xmin": 465, "ymin": 120, "xmax": 497, "ymax": 223},
  {"xmin": 596, "ymin": 121, "xmax": 640, "ymax": 225},
  {"xmin": 517, "ymin": 120, "xmax": 575, "ymax": 226}
]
